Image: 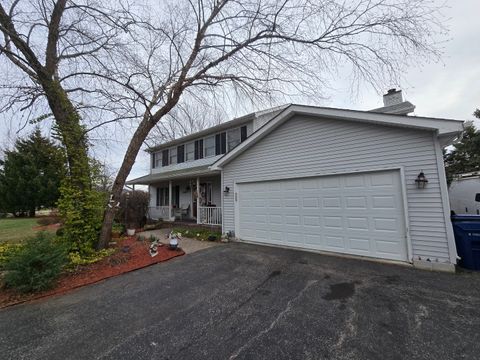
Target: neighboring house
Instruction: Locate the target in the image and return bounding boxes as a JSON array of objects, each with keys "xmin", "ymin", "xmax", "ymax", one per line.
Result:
[
  {"xmin": 128, "ymin": 90, "xmax": 464, "ymax": 271},
  {"xmin": 449, "ymin": 172, "xmax": 480, "ymax": 215}
]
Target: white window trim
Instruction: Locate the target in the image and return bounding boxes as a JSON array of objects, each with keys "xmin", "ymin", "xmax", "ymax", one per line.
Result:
[
  {"xmin": 204, "ymin": 135, "xmax": 215, "ymax": 158},
  {"xmin": 186, "ymin": 142, "xmax": 195, "ymax": 162}
]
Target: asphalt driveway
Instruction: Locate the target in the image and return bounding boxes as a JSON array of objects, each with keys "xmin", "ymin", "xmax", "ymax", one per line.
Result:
[{"xmin": 1, "ymin": 243, "xmax": 479, "ymax": 360}]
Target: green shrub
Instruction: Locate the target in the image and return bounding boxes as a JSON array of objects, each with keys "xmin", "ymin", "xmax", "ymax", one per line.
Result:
[
  {"xmin": 0, "ymin": 243, "xmax": 22, "ymax": 270},
  {"xmin": 68, "ymin": 248, "xmax": 115, "ymax": 266},
  {"xmin": 36, "ymin": 216, "xmax": 60, "ymax": 226},
  {"xmin": 3, "ymin": 232, "xmax": 68, "ymax": 293},
  {"xmin": 57, "ymin": 182, "xmax": 106, "ymax": 255}
]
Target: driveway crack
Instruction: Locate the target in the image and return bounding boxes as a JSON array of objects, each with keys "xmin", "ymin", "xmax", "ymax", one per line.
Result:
[{"xmin": 228, "ymin": 279, "xmax": 318, "ymax": 360}]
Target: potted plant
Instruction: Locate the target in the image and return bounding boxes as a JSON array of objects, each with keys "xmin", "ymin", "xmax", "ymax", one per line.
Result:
[{"xmin": 126, "ymin": 223, "xmax": 136, "ymax": 236}]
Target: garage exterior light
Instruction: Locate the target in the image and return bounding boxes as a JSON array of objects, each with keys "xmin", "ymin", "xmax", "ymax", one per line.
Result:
[{"xmin": 415, "ymin": 171, "xmax": 428, "ymax": 189}]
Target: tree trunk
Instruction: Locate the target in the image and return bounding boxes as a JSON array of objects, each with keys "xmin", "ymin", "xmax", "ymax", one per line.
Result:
[
  {"xmin": 40, "ymin": 79, "xmax": 91, "ymax": 188},
  {"xmin": 97, "ymin": 119, "xmax": 156, "ymax": 249}
]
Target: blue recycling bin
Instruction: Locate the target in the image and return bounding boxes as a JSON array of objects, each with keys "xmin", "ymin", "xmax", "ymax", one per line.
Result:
[{"xmin": 451, "ymin": 215, "xmax": 480, "ymax": 271}]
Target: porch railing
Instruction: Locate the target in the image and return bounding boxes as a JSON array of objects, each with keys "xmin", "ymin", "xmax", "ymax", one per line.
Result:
[
  {"xmin": 149, "ymin": 206, "xmax": 170, "ymax": 220},
  {"xmin": 199, "ymin": 206, "xmax": 222, "ymax": 225}
]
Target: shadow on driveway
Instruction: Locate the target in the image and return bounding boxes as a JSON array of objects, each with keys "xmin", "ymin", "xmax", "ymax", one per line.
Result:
[{"xmin": 1, "ymin": 243, "xmax": 479, "ymax": 359}]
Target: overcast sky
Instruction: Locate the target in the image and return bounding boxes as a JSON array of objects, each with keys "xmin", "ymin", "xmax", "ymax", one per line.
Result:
[{"xmin": 1, "ymin": 0, "xmax": 479, "ymax": 182}]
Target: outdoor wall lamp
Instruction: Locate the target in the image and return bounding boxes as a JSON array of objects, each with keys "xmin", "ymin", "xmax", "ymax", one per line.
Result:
[
  {"xmin": 224, "ymin": 186, "xmax": 230, "ymax": 193},
  {"xmin": 415, "ymin": 171, "xmax": 428, "ymax": 189}
]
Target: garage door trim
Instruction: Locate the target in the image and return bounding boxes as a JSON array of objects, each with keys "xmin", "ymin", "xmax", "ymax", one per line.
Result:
[{"xmin": 233, "ymin": 166, "xmax": 412, "ymax": 262}]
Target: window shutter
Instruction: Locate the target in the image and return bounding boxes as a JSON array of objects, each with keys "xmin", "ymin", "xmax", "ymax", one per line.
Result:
[
  {"xmin": 162, "ymin": 149, "xmax": 169, "ymax": 166},
  {"xmin": 156, "ymin": 187, "xmax": 160, "ymax": 206},
  {"xmin": 215, "ymin": 134, "xmax": 221, "ymax": 155},
  {"xmin": 151, "ymin": 152, "xmax": 156, "ymax": 168},
  {"xmin": 221, "ymin": 132, "xmax": 226, "ymax": 153},
  {"xmin": 177, "ymin": 145, "xmax": 185, "ymax": 163},
  {"xmin": 240, "ymin": 125, "xmax": 247, "ymax": 142},
  {"xmin": 195, "ymin": 139, "xmax": 204, "ymax": 159}
]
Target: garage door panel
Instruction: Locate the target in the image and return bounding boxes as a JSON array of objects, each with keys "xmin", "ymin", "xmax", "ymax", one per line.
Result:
[
  {"xmin": 324, "ymin": 216, "xmax": 343, "ymax": 229},
  {"xmin": 237, "ymin": 170, "xmax": 408, "ymax": 261},
  {"xmin": 370, "ymin": 172, "xmax": 395, "ymax": 186},
  {"xmin": 325, "ymin": 235, "xmax": 345, "ymax": 249},
  {"xmin": 346, "ymin": 196, "xmax": 368, "ymax": 209},
  {"xmin": 303, "ymin": 216, "xmax": 320, "ymax": 226},
  {"xmin": 347, "ymin": 217, "xmax": 369, "ymax": 230}
]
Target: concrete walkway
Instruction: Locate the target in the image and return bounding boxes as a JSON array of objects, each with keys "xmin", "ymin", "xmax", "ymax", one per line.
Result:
[{"xmin": 138, "ymin": 228, "xmax": 221, "ymax": 254}]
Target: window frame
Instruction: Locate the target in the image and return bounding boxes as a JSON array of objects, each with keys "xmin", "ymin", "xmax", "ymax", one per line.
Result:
[
  {"xmin": 161, "ymin": 149, "xmax": 169, "ymax": 167},
  {"xmin": 169, "ymin": 147, "xmax": 177, "ymax": 165},
  {"xmin": 215, "ymin": 132, "xmax": 227, "ymax": 155},
  {"xmin": 194, "ymin": 139, "xmax": 204, "ymax": 160},
  {"xmin": 185, "ymin": 142, "xmax": 195, "ymax": 161},
  {"xmin": 204, "ymin": 135, "xmax": 215, "ymax": 157},
  {"xmin": 177, "ymin": 144, "xmax": 185, "ymax": 163},
  {"xmin": 157, "ymin": 187, "xmax": 169, "ymax": 206}
]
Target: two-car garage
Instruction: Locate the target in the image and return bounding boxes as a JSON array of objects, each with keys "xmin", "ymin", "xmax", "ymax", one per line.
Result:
[
  {"xmin": 214, "ymin": 105, "xmax": 463, "ymax": 270},
  {"xmin": 235, "ymin": 170, "xmax": 409, "ymax": 261}
]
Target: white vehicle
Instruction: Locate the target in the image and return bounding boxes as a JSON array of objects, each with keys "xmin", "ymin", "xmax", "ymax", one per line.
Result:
[{"xmin": 449, "ymin": 172, "xmax": 480, "ymax": 215}]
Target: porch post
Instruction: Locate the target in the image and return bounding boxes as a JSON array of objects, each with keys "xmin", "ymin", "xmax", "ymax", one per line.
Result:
[
  {"xmin": 196, "ymin": 177, "xmax": 200, "ymax": 224},
  {"xmin": 168, "ymin": 180, "xmax": 173, "ymax": 221}
]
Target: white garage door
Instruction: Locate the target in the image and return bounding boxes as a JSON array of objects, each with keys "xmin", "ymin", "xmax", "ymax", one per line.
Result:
[{"xmin": 236, "ymin": 170, "xmax": 408, "ymax": 261}]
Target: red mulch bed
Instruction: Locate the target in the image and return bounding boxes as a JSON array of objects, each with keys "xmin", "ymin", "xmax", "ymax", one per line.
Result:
[
  {"xmin": 0, "ymin": 236, "xmax": 184, "ymax": 309},
  {"xmin": 32, "ymin": 223, "xmax": 62, "ymax": 231}
]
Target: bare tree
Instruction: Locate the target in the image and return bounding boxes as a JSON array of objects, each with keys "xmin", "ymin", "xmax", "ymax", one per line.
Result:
[
  {"xmin": 146, "ymin": 100, "xmax": 226, "ymax": 146},
  {"xmin": 0, "ymin": 1, "xmax": 140, "ymax": 188},
  {"xmin": 96, "ymin": 0, "xmax": 447, "ymax": 247},
  {"xmin": 0, "ymin": 1, "xmax": 447, "ymax": 249}
]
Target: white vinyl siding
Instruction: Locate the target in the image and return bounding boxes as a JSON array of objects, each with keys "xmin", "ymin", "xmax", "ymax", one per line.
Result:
[{"xmin": 222, "ymin": 115, "xmax": 451, "ymax": 262}]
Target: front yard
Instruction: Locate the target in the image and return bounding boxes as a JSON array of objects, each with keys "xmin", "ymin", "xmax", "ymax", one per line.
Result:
[{"xmin": 0, "ymin": 218, "xmax": 53, "ymax": 244}]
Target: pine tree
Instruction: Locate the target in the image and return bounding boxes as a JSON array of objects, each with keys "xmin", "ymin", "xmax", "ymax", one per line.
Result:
[
  {"xmin": 0, "ymin": 129, "xmax": 66, "ymax": 216},
  {"xmin": 444, "ymin": 109, "xmax": 480, "ymax": 185}
]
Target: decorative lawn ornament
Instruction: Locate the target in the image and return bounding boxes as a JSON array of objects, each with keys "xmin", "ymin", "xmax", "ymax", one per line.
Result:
[
  {"xmin": 168, "ymin": 231, "xmax": 180, "ymax": 250},
  {"xmin": 149, "ymin": 241, "xmax": 158, "ymax": 257}
]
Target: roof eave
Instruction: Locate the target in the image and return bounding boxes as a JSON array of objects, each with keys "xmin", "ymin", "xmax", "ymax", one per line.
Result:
[{"xmin": 211, "ymin": 104, "xmax": 464, "ymax": 169}]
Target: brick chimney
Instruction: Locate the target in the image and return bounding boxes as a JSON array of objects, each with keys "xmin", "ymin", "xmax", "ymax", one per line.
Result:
[{"xmin": 383, "ymin": 88, "xmax": 403, "ymax": 107}]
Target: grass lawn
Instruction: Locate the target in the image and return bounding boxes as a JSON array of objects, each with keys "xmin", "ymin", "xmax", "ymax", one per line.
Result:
[{"xmin": 0, "ymin": 218, "xmax": 48, "ymax": 244}]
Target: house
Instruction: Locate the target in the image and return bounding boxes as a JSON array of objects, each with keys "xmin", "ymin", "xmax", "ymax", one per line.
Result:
[{"xmin": 128, "ymin": 90, "xmax": 464, "ymax": 271}]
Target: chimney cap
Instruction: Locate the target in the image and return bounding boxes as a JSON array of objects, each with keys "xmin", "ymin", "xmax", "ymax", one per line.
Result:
[{"xmin": 387, "ymin": 88, "xmax": 399, "ymax": 94}]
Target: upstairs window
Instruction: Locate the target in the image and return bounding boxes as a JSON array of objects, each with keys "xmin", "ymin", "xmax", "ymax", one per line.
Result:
[
  {"xmin": 169, "ymin": 147, "xmax": 177, "ymax": 165},
  {"xmin": 162, "ymin": 149, "xmax": 169, "ymax": 167},
  {"xmin": 177, "ymin": 145, "xmax": 185, "ymax": 163},
  {"xmin": 195, "ymin": 139, "xmax": 204, "ymax": 160},
  {"xmin": 186, "ymin": 142, "xmax": 195, "ymax": 161},
  {"xmin": 151, "ymin": 152, "xmax": 156, "ymax": 169},
  {"xmin": 205, "ymin": 136, "xmax": 215, "ymax": 157},
  {"xmin": 215, "ymin": 132, "xmax": 226, "ymax": 155},
  {"xmin": 228, "ymin": 127, "xmax": 241, "ymax": 151},
  {"xmin": 154, "ymin": 152, "xmax": 162, "ymax": 168}
]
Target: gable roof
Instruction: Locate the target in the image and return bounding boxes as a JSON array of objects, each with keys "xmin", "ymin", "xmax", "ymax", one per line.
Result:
[{"xmin": 210, "ymin": 104, "xmax": 464, "ymax": 170}]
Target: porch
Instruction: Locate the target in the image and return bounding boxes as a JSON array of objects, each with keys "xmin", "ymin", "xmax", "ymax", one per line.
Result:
[{"xmin": 148, "ymin": 175, "xmax": 222, "ymax": 226}]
